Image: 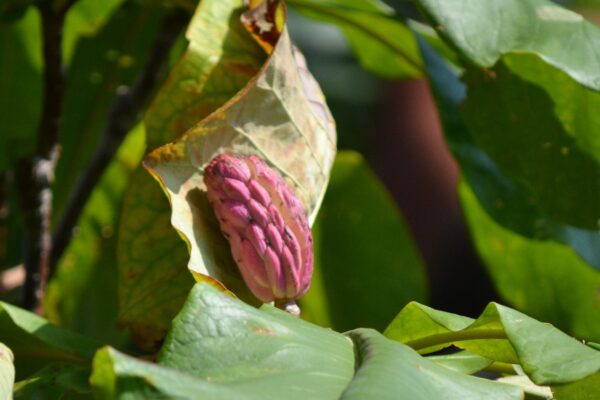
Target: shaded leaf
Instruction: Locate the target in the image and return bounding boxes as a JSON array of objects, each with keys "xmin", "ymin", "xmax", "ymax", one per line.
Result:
[
  {"xmin": 53, "ymin": 1, "xmax": 166, "ymax": 219},
  {"xmin": 459, "ymin": 56, "xmax": 599, "ymax": 230},
  {"xmin": 0, "ymin": 302, "xmax": 99, "ymax": 379},
  {"xmin": 414, "ymin": 0, "xmax": 600, "ymax": 231},
  {"xmin": 416, "ymin": 35, "xmax": 600, "ymax": 269},
  {"xmin": 91, "ymin": 347, "xmax": 251, "ymax": 400},
  {"xmin": 62, "ymin": 0, "xmax": 125, "ymax": 64},
  {"xmin": 0, "ymin": 7, "xmax": 41, "ymax": 171},
  {"xmin": 287, "ymin": 0, "xmax": 422, "ymax": 79},
  {"xmin": 144, "ymin": 0, "xmax": 336, "ymax": 297},
  {"xmin": 157, "ymin": 284, "xmax": 355, "ymax": 399},
  {"xmin": 117, "ymin": 0, "xmax": 267, "ymax": 345},
  {"xmin": 459, "ymin": 182, "xmax": 600, "ymax": 342},
  {"xmin": 45, "ymin": 124, "xmax": 145, "ymax": 347},
  {"xmin": 0, "ymin": 343, "xmax": 14, "ymax": 399},
  {"xmin": 552, "ymin": 372, "xmax": 600, "ymax": 400},
  {"xmin": 300, "ymin": 151, "xmax": 427, "ymax": 331},
  {"xmin": 384, "ymin": 301, "xmax": 600, "ymax": 385},
  {"xmin": 342, "ymin": 328, "xmax": 522, "ymax": 400},
  {"xmin": 13, "ymin": 363, "xmax": 91, "ymax": 399}
]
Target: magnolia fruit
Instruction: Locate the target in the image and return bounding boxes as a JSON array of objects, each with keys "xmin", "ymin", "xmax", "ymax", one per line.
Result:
[{"xmin": 204, "ymin": 154, "xmax": 313, "ymax": 315}]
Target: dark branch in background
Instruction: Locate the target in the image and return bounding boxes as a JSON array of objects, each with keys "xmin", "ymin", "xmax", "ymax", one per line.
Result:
[
  {"xmin": 51, "ymin": 10, "xmax": 189, "ymax": 270},
  {"xmin": 16, "ymin": 1, "xmax": 73, "ymax": 312}
]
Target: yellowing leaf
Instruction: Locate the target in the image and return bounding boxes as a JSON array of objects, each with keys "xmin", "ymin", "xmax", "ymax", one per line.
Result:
[
  {"xmin": 144, "ymin": 0, "xmax": 336, "ymax": 293},
  {"xmin": 117, "ymin": 0, "xmax": 268, "ymax": 345}
]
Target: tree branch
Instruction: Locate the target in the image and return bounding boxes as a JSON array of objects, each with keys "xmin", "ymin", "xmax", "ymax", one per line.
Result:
[
  {"xmin": 51, "ymin": 10, "xmax": 188, "ymax": 269},
  {"xmin": 16, "ymin": 2, "xmax": 71, "ymax": 312}
]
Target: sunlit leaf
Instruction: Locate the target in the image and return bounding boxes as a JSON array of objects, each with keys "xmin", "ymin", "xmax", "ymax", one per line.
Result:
[
  {"xmin": 288, "ymin": 0, "xmax": 422, "ymax": 79},
  {"xmin": 144, "ymin": 0, "xmax": 336, "ymax": 297},
  {"xmin": 0, "ymin": 343, "xmax": 14, "ymax": 399},
  {"xmin": 385, "ymin": 301, "xmax": 600, "ymax": 385},
  {"xmin": 117, "ymin": 166, "xmax": 193, "ymax": 351},
  {"xmin": 343, "ymin": 329, "xmax": 522, "ymax": 400},
  {"xmin": 158, "ymin": 284, "xmax": 355, "ymax": 399}
]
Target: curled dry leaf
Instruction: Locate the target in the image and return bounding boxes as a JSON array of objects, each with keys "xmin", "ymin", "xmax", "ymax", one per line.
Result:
[{"xmin": 144, "ymin": 0, "xmax": 336, "ymax": 299}]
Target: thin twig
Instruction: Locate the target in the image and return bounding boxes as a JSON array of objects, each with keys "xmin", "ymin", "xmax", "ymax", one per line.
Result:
[
  {"xmin": 51, "ymin": 10, "xmax": 188, "ymax": 269},
  {"xmin": 16, "ymin": 2, "xmax": 73, "ymax": 312}
]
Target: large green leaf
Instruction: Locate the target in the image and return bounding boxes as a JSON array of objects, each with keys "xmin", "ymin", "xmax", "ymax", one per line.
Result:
[
  {"xmin": 414, "ymin": 0, "xmax": 600, "ymax": 230},
  {"xmin": 416, "ymin": 0, "xmax": 600, "ymax": 91},
  {"xmin": 416, "ymin": 34, "xmax": 599, "ymax": 270},
  {"xmin": 0, "ymin": 343, "xmax": 14, "ymax": 399},
  {"xmin": 287, "ymin": 0, "xmax": 422, "ymax": 79},
  {"xmin": 91, "ymin": 347, "xmax": 248, "ymax": 400},
  {"xmin": 459, "ymin": 182, "xmax": 600, "ymax": 342},
  {"xmin": 117, "ymin": 0, "xmax": 266, "ymax": 346},
  {"xmin": 93, "ymin": 283, "xmax": 355, "ymax": 399},
  {"xmin": 91, "ymin": 283, "xmax": 600, "ymax": 399},
  {"xmin": 0, "ymin": 302, "xmax": 99, "ymax": 379},
  {"xmin": 45, "ymin": 124, "xmax": 145, "ymax": 347},
  {"xmin": 300, "ymin": 151, "xmax": 427, "ymax": 331},
  {"xmin": 157, "ymin": 284, "xmax": 355, "ymax": 399},
  {"xmin": 117, "ymin": 166, "xmax": 193, "ymax": 351},
  {"xmin": 342, "ymin": 329, "xmax": 521, "ymax": 400},
  {"xmin": 384, "ymin": 301, "xmax": 600, "ymax": 385}
]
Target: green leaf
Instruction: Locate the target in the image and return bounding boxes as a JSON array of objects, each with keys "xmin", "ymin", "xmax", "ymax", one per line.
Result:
[
  {"xmin": 0, "ymin": 7, "xmax": 41, "ymax": 171},
  {"xmin": 459, "ymin": 181, "xmax": 600, "ymax": 342},
  {"xmin": 384, "ymin": 301, "xmax": 600, "ymax": 385},
  {"xmin": 416, "ymin": 0, "xmax": 600, "ymax": 91},
  {"xmin": 416, "ymin": 35, "xmax": 600, "ymax": 269},
  {"xmin": 157, "ymin": 284, "xmax": 355, "ymax": 399},
  {"xmin": 552, "ymin": 372, "xmax": 600, "ymax": 400},
  {"xmin": 300, "ymin": 151, "xmax": 427, "ymax": 331},
  {"xmin": 62, "ymin": 0, "xmax": 124, "ymax": 64},
  {"xmin": 342, "ymin": 328, "xmax": 522, "ymax": 400},
  {"xmin": 117, "ymin": 0, "xmax": 266, "ymax": 345},
  {"xmin": 0, "ymin": 0, "xmax": 33, "ymax": 21},
  {"xmin": 53, "ymin": 1, "xmax": 166, "ymax": 219},
  {"xmin": 0, "ymin": 302, "xmax": 99, "ymax": 379},
  {"xmin": 427, "ymin": 351, "xmax": 493, "ymax": 375},
  {"xmin": 0, "ymin": 343, "xmax": 14, "ymax": 399},
  {"xmin": 287, "ymin": 0, "xmax": 423, "ymax": 79},
  {"xmin": 413, "ymin": 0, "xmax": 600, "ymax": 233},
  {"xmin": 117, "ymin": 166, "xmax": 193, "ymax": 351},
  {"xmin": 91, "ymin": 347, "xmax": 249, "ymax": 400},
  {"xmin": 13, "ymin": 363, "xmax": 91, "ymax": 399},
  {"xmin": 45, "ymin": 124, "xmax": 145, "ymax": 347}
]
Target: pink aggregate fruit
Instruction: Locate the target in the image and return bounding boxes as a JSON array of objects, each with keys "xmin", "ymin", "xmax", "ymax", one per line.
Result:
[{"xmin": 204, "ymin": 153, "xmax": 313, "ymax": 314}]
